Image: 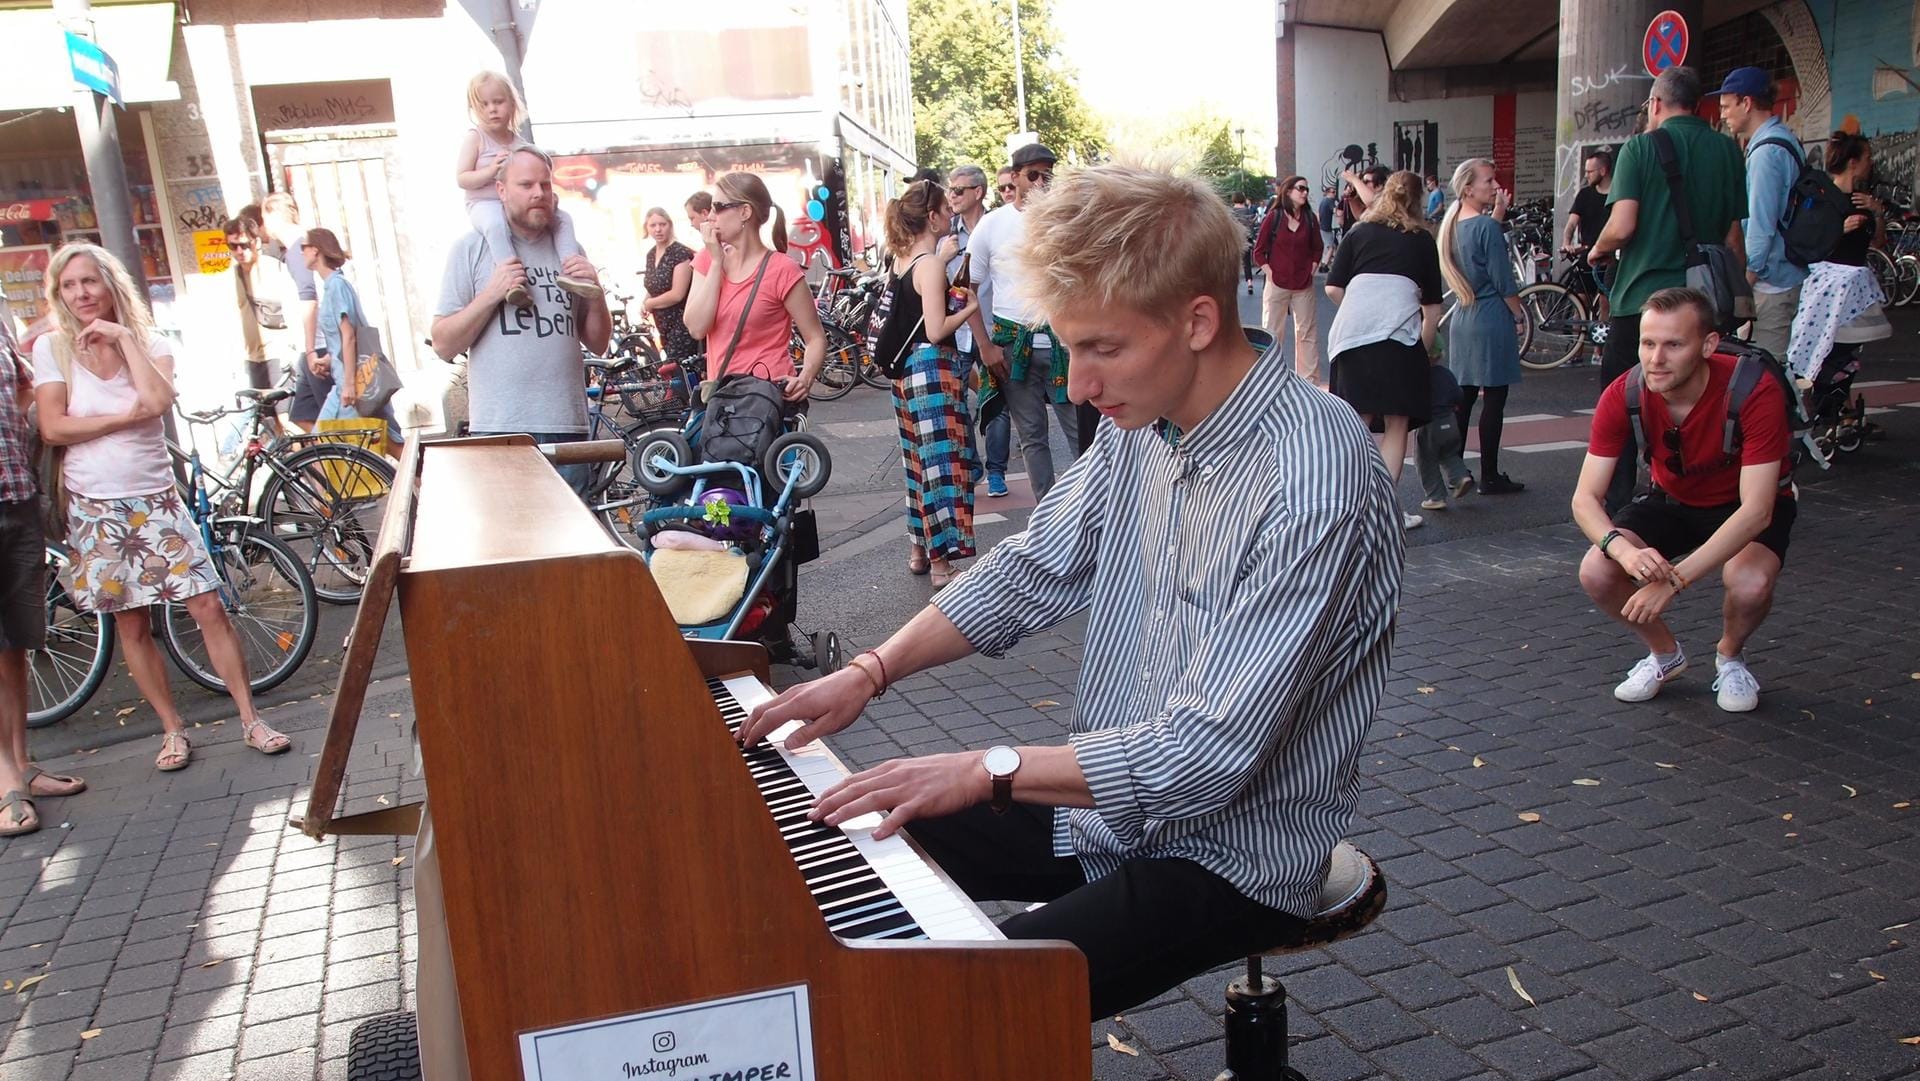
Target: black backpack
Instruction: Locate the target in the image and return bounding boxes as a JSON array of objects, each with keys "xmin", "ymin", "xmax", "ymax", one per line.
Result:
[
  {"xmin": 1624, "ymin": 340, "xmax": 1804, "ymax": 491},
  {"xmin": 1750, "ymin": 136, "xmax": 1847, "ymax": 268},
  {"xmin": 701, "ymin": 373, "xmax": 785, "ymax": 467},
  {"xmin": 865, "ymin": 252, "xmax": 929, "ymax": 379}
]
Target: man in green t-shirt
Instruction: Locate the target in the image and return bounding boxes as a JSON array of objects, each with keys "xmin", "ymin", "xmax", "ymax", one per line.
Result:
[{"xmin": 1589, "ymin": 66, "xmax": 1747, "ymax": 512}]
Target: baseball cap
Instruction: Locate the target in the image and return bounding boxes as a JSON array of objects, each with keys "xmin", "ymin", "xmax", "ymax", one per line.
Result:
[
  {"xmin": 1010, "ymin": 143, "xmax": 1058, "ymax": 170},
  {"xmin": 1708, "ymin": 66, "xmax": 1772, "ymax": 99}
]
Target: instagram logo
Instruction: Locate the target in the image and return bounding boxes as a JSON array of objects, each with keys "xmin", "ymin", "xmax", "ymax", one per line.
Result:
[{"xmin": 652, "ymin": 1031, "xmax": 676, "ymax": 1054}]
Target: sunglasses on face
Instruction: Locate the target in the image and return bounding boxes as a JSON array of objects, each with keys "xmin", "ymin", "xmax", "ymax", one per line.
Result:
[
  {"xmin": 950, "ymin": 184, "xmax": 980, "ymax": 195},
  {"xmin": 713, "ymin": 200, "xmax": 746, "ymax": 212},
  {"xmin": 227, "ymin": 240, "xmax": 254, "ymax": 251},
  {"xmin": 1024, "ymin": 168, "xmax": 1053, "ymax": 183},
  {"xmin": 1661, "ymin": 426, "xmax": 1686, "ymax": 475},
  {"xmin": 1290, "ymin": 185, "xmax": 1308, "ymax": 191},
  {"xmin": 998, "ymin": 183, "xmax": 1016, "ymax": 192}
]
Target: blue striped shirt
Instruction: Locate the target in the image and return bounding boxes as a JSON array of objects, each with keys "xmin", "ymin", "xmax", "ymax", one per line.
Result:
[{"xmin": 933, "ymin": 330, "xmax": 1405, "ymax": 916}]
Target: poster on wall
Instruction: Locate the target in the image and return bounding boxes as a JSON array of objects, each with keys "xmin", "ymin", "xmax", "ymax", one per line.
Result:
[
  {"xmin": 1395, "ymin": 121, "xmax": 1439, "ymax": 179},
  {"xmin": 0, "ymin": 246, "xmax": 52, "ymax": 324}
]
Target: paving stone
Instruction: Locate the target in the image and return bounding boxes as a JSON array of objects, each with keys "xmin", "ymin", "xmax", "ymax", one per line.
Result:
[
  {"xmin": 157, "ymin": 1011, "xmax": 243, "ymax": 1062},
  {"xmin": 73, "ymin": 1014, "xmax": 164, "ymax": 1062},
  {"xmin": 1318, "ymin": 996, "xmax": 1428, "ymax": 1052},
  {"xmin": 1474, "ymin": 1030, "xmax": 1595, "ymax": 1081},
  {"xmin": 1365, "ymin": 1034, "xmax": 1485, "ymax": 1081},
  {"xmin": 1579, "ymin": 1028, "xmax": 1705, "ymax": 1081},
  {"xmin": 1687, "ymin": 1026, "xmax": 1826, "ymax": 1081},
  {"xmin": 1422, "ymin": 992, "xmax": 1531, "ymax": 1046}
]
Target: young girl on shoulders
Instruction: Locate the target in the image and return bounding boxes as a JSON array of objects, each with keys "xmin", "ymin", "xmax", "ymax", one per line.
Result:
[{"xmin": 453, "ymin": 71, "xmax": 598, "ymax": 307}]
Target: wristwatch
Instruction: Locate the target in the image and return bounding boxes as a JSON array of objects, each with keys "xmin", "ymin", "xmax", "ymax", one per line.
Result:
[{"xmin": 982, "ymin": 745, "xmax": 1022, "ymax": 815}]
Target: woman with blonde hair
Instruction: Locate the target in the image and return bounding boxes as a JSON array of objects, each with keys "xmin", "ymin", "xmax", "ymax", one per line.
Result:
[
  {"xmin": 882, "ymin": 179, "xmax": 980, "ymax": 587},
  {"xmin": 31, "ymin": 244, "xmax": 290, "ymax": 773},
  {"xmin": 1324, "ymin": 170, "xmax": 1444, "ymax": 530},
  {"xmin": 684, "ymin": 172, "xmax": 826, "ymax": 406},
  {"xmin": 1436, "ymin": 157, "xmax": 1526, "ymax": 494}
]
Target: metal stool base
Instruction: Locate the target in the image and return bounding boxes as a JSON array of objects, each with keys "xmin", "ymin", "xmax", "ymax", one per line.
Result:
[{"xmin": 1220, "ymin": 958, "xmax": 1307, "ymax": 1081}]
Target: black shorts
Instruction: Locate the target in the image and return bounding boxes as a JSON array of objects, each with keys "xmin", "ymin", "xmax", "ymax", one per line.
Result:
[
  {"xmin": 0, "ymin": 499, "xmax": 46, "ymax": 652},
  {"xmin": 1613, "ymin": 490, "xmax": 1797, "ymax": 566}
]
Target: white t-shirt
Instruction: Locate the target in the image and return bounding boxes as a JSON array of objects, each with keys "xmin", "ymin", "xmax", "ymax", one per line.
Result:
[
  {"xmin": 967, "ymin": 203, "xmax": 1039, "ymax": 326},
  {"xmin": 32, "ymin": 335, "xmax": 176, "ymax": 499}
]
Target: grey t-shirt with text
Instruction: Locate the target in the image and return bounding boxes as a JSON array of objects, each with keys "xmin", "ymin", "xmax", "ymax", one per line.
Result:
[{"xmin": 434, "ymin": 229, "xmax": 587, "ymax": 434}]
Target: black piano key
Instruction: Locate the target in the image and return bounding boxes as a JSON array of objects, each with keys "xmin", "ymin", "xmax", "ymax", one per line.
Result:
[{"xmin": 706, "ymin": 678, "xmax": 928, "ymax": 941}]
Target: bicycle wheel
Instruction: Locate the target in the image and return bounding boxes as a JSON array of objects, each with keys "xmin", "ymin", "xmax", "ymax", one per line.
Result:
[
  {"xmin": 1517, "ymin": 283, "xmax": 1588, "ymax": 370},
  {"xmin": 1866, "ymin": 248, "xmax": 1897, "ymax": 301},
  {"xmin": 808, "ymin": 337, "xmax": 859, "ymax": 401},
  {"xmin": 595, "ymin": 498, "xmax": 647, "ymax": 553},
  {"xmin": 160, "ymin": 531, "xmax": 318, "ymax": 694},
  {"xmin": 1896, "ymin": 255, "xmax": 1920, "ymax": 306},
  {"xmin": 855, "ymin": 342, "xmax": 890, "ymax": 389},
  {"xmin": 27, "ymin": 546, "xmax": 114, "ymax": 729},
  {"xmin": 256, "ymin": 444, "xmax": 395, "ymax": 605}
]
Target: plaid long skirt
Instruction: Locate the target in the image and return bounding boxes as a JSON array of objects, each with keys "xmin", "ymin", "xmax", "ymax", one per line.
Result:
[{"xmin": 892, "ymin": 342, "xmax": 977, "ymax": 560}]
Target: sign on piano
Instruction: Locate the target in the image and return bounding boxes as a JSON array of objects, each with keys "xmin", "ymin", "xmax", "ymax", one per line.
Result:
[{"xmin": 520, "ymin": 984, "xmax": 815, "ymax": 1081}]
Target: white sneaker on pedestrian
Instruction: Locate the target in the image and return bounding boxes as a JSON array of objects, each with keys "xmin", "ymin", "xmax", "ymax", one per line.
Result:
[
  {"xmin": 1420, "ymin": 498, "xmax": 1446, "ymax": 511},
  {"xmin": 1614, "ymin": 649, "xmax": 1687, "ymax": 702},
  {"xmin": 1402, "ymin": 512, "xmax": 1424, "ymax": 530},
  {"xmin": 1712, "ymin": 654, "xmax": 1760, "ymax": 712}
]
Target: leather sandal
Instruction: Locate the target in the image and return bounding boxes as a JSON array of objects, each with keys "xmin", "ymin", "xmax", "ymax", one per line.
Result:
[
  {"xmin": 156, "ymin": 731, "xmax": 192, "ymax": 772},
  {"xmin": 25, "ymin": 766, "xmax": 86, "ymax": 798},
  {"xmin": 243, "ymin": 719, "xmax": 291, "ymax": 755},
  {"xmin": 929, "ymin": 560, "xmax": 956, "ymax": 588},
  {"xmin": 0, "ymin": 790, "xmax": 37, "ymax": 837},
  {"xmin": 907, "ymin": 551, "xmax": 930, "ymax": 576}
]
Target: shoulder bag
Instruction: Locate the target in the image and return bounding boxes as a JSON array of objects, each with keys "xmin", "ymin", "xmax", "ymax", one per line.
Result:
[{"xmin": 1648, "ymin": 128, "xmax": 1751, "ymax": 333}]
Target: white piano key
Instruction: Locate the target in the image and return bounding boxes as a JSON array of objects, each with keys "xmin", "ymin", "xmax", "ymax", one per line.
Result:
[{"xmin": 721, "ymin": 674, "xmax": 1004, "ymax": 942}]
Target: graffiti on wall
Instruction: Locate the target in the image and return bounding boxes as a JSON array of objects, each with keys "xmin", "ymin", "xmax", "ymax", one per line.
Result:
[
  {"xmin": 1317, "ymin": 142, "xmax": 1380, "ymax": 195},
  {"xmin": 1395, "ymin": 121, "xmax": 1438, "ymax": 179}
]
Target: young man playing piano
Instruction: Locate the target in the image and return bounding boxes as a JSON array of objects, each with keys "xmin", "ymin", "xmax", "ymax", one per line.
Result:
[{"xmin": 742, "ymin": 164, "xmax": 1405, "ymax": 1020}]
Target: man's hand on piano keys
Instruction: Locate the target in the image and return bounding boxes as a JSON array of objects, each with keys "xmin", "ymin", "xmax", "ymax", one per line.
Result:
[
  {"xmin": 809, "ymin": 753, "xmax": 992, "ymax": 840},
  {"xmin": 739, "ymin": 668, "xmax": 873, "ymax": 750}
]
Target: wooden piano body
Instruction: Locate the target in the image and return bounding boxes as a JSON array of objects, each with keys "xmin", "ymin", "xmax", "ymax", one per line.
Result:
[{"xmin": 300, "ymin": 437, "xmax": 1090, "ymax": 1081}]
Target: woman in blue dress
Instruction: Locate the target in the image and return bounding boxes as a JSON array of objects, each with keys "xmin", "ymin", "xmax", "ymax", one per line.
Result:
[
  {"xmin": 303, "ymin": 228, "xmax": 402, "ymax": 449},
  {"xmin": 1437, "ymin": 158, "xmax": 1526, "ymax": 494}
]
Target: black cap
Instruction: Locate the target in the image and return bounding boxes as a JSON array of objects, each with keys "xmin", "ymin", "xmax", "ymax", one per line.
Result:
[{"xmin": 1010, "ymin": 143, "xmax": 1058, "ymax": 170}]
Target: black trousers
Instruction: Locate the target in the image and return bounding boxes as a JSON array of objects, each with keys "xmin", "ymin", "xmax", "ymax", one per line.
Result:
[
  {"xmin": 1601, "ymin": 312, "xmax": 1643, "ymax": 514},
  {"xmin": 907, "ymin": 803, "xmax": 1305, "ymax": 1020}
]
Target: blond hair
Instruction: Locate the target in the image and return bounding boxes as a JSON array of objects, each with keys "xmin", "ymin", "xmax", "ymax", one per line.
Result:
[
  {"xmin": 43, "ymin": 244, "xmax": 156, "ymax": 364},
  {"xmin": 466, "ymin": 71, "xmax": 527, "ymax": 132},
  {"xmin": 1436, "ymin": 158, "xmax": 1493, "ymax": 307},
  {"xmin": 1359, "ymin": 170, "xmax": 1428, "ymax": 234},
  {"xmin": 1018, "ymin": 164, "xmax": 1240, "ymax": 325}
]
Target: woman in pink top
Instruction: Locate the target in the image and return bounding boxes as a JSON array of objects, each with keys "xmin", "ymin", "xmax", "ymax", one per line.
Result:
[
  {"xmin": 683, "ymin": 172, "xmax": 826, "ymax": 405},
  {"xmin": 32, "ymin": 244, "xmax": 290, "ymax": 774}
]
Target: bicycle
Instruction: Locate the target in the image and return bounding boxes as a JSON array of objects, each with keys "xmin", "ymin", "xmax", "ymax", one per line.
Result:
[
  {"xmin": 174, "ymin": 386, "xmax": 396, "ymax": 605},
  {"xmin": 157, "ymin": 434, "xmax": 319, "ymax": 694},
  {"xmin": 24, "ymin": 544, "xmax": 115, "ymax": 729},
  {"xmin": 1878, "ymin": 213, "xmax": 1920, "ymax": 306}
]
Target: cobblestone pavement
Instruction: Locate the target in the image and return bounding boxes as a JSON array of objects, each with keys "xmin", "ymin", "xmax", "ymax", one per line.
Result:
[{"xmin": 1, "ymin": 457, "xmax": 1916, "ymax": 1080}]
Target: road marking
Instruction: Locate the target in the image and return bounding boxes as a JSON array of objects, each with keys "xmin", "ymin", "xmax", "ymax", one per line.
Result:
[
  {"xmin": 1573, "ymin": 408, "xmax": 1597, "ymax": 415},
  {"xmin": 1854, "ymin": 380, "xmax": 1904, "ymax": 388},
  {"xmin": 976, "ymin": 513, "xmax": 1008, "ymax": 524},
  {"xmin": 1508, "ymin": 440, "xmax": 1591, "ymax": 454},
  {"xmin": 1866, "ymin": 406, "xmax": 1897, "ymax": 415},
  {"xmin": 1504, "ymin": 414, "xmax": 1563, "ymax": 423}
]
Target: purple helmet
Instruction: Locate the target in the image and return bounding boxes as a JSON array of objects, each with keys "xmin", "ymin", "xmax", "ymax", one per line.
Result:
[{"xmin": 698, "ymin": 488, "xmax": 756, "ymax": 542}]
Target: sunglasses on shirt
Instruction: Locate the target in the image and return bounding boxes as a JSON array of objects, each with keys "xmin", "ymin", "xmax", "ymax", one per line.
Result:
[{"xmin": 1661, "ymin": 426, "xmax": 1686, "ymax": 475}]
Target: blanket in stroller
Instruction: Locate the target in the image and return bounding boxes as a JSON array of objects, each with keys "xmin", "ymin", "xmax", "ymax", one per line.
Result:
[{"xmin": 651, "ymin": 548, "xmax": 750, "ymax": 626}]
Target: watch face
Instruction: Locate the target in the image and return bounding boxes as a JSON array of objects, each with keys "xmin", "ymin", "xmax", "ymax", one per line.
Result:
[{"xmin": 982, "ymin": 745, "xmax": 1021, "ymax": 777}]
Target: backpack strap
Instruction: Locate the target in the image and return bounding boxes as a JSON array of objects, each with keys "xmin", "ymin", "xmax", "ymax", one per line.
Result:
[
  {"xmin": 1748, "ymin": 136, "xmax": 1803, "ymax": 165},
  {"xmin": 1648, "ymin": 129, "xmax": 1698, "ymax": 252},
  {"xmin": 1624, "ymin": 364, "xmax": 1652, "ymax": 466},
  {"xmin": 1722, "ymin": 352, "xmax": 1766, "ymax": 462}
]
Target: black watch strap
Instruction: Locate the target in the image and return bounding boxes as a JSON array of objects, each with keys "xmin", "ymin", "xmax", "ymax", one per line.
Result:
[{"xmin": 991, "ymin": 776, "xmax": 1013, "ymax": 815}]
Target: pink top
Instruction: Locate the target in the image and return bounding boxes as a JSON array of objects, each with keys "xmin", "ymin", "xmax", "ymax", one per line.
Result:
[
  {"xmin": 467, "ymin": 127, "xmax": 520, "ymax": 207},
  {"xmin": 32, "ymin": 335, "xmax": 176, "ymax": 499},
  {"xmin": 705, "ymin": 252, "xmax": 806, "ymax": 381}
]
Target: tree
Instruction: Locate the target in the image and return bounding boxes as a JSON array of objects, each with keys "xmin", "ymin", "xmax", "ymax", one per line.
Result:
[
  {"xmin": 908, "ymin": 0, "xmax": 1107, "ymax": 172},
  {"xmin": 1106, "ymin": 109, "xmax": 1272, "ymax": 202}
]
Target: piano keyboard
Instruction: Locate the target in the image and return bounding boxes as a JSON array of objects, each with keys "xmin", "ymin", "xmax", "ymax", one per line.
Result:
[{"xmin": 710, "ymin": 675, "xmax": 1004, "ymax": 943}]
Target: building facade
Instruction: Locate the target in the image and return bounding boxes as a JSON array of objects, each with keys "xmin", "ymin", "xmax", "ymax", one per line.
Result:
[{"xmin": 0, "ymin": 0, "xmax": 917, "ymax": 423}]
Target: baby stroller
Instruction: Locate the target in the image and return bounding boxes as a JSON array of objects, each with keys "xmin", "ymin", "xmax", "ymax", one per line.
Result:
[
  {"xmin": 1802, "ymin": 344, "xmax": 1877, "ymax": 459},
  {"xmin": 627, "ymin": 374, "xmax": 835, "ymax": 666}
]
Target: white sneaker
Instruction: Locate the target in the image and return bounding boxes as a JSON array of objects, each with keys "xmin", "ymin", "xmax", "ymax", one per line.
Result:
[
  {"xmin": 1420, "ymin": 498, "xmax": 1447, "ymax": 511},
  {"xmin": 1402, "ymin": 512, "xmax": 1424, "ymax": 530},
  {"xmin": 1614, "ymin": 650, "xmax": 1688, "ymax": 702},
  {"xmin": 1713, "ymin": 654, "xmax": 1760, "ymax": 712}
]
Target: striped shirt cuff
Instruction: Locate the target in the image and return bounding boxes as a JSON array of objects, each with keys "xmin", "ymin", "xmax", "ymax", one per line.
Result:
[
  {"xmin": 1071, "ymin": 727, "xmax": 1144, "ymax": 845},
  {"xmin": 931, "ymin": 579, "xmax": 1019, "ymax": 658}
]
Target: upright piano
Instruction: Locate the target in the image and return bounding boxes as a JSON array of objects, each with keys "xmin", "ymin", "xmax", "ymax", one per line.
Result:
[{"xmin": 300, "ymin": 436, "xmax": 1089, "ymax": 1081}]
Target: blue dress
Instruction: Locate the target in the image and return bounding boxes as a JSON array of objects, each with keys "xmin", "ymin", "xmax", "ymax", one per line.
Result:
[{"xmin": 1445, "ymin": 214, "xmax": 1522, "ymax": 388}]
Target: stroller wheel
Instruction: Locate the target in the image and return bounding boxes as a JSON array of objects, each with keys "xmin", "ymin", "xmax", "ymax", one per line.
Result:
[
  {"xmin": 765, "ymin": 432, "xmax": 833, "ymax": 500},
  {"xmin": 1837, "ymin": 425, "xmax": 1865, "ymax": 453},
  {"xmin": 814, "ymin": 631, "xmax": 844, "ymax": 675},
  {"xmin": 634, "ymin": 430, "xmax": 695, "ymax": 497}
]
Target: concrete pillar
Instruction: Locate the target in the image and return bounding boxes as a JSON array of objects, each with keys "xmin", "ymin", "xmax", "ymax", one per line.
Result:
[
  {"xmin": 1274, "ymin": 5, "xmax": 1296, "ymax": 180},
  {"xmin": 1553, "ymin": 0, "xmax": 1703, "ymax": 261}
]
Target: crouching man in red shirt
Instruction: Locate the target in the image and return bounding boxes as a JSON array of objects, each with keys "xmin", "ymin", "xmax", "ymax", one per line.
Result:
[{"xmin": 1572, "ymin": 287, "xmax": 1795, "ymax": 713}]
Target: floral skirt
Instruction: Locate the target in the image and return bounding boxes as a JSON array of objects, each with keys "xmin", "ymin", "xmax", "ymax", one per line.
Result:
[
  {"xmin": 62, "ymin": 490, "xmax": 220, "ymax": 613},
  {"xmin": 892, "ymin": 342, "xmax": 977, "ymax": 560}
]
